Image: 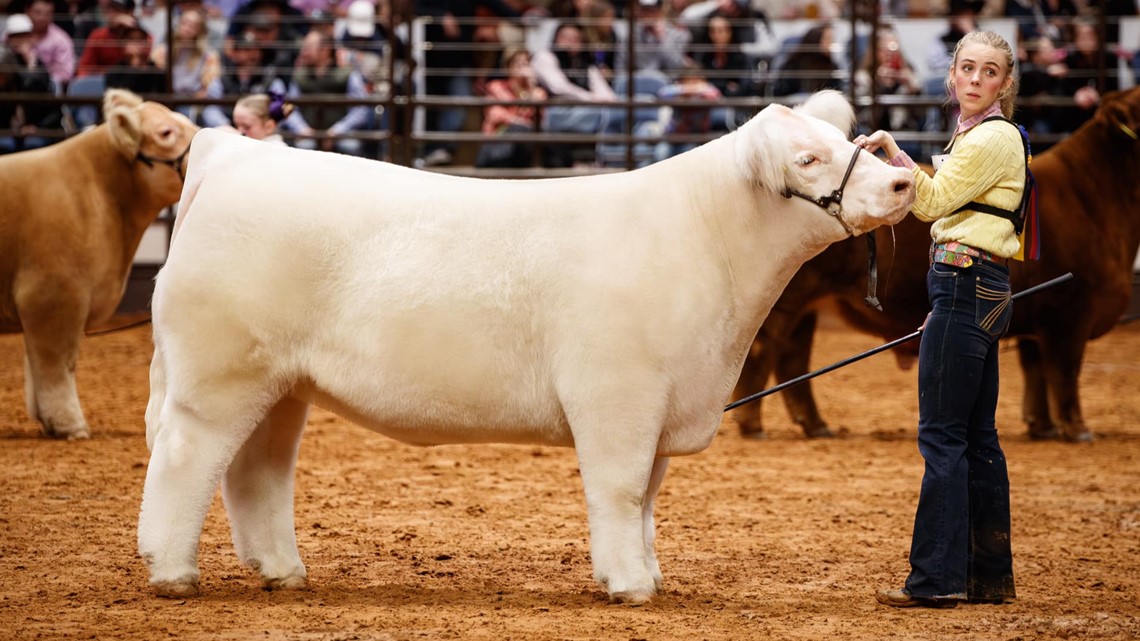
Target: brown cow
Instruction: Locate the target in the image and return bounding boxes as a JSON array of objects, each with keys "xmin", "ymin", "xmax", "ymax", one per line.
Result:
[
  {"xmin": 0, "ymin": 89, "xmax": 198, "ymax": 439},
  {"xmin": 731, "ymin": 87, "xmax": 1140, "ymax": 443}
]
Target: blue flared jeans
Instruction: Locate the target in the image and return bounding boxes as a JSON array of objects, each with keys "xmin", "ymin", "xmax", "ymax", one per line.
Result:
[{"xmin": 904, "ymin": 260, "xmax": 1017, "ymax": 601}]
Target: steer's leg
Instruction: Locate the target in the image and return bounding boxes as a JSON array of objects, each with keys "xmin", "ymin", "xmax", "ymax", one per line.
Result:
[
  {"xmin": 1041, "ymin": 326, "xmax": 1094, "ymax": 443},
  {"xmin": 641, "ymin": 456, "xmax": 670, "ymax": 592},
  {"xmin": 222, "ymin": 395, "xmax": 310, "ymax": 591},
  {"xmin": 775, "ymin": 312, "xmax": 834, "ymax": 438},
  {"xmin": 139, "ymin": 368, "xmax": 273, "ymax": 598},
  {"xmin": 19, "ymin": 310, "xmax": 89, "ymax": 439},
  {"xmin": 730, "ymin": 339, "xmax": 776, "ymax": 439},
  {"xmin": 1016, "ymin": 338, "xmax": 1057, "ymax": 439},
  {"xmin": 568, "ymin": 399, "xmax": 664, "ymax": 605}
]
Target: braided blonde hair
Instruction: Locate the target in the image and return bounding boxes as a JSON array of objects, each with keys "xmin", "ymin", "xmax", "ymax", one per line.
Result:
[{"xmin": 945, "ymin": 30, "xmax": 1019, "ymax": 119}]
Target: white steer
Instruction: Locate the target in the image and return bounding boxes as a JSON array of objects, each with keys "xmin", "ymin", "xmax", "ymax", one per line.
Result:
[{"xmin": 139, "ymin": 90, "xmax": 915, "ymax": 604}]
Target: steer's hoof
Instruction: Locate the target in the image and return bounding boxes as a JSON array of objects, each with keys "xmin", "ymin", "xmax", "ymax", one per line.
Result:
[
  {"xmin": 152, "ymin": 578, "xmax": 200, "ymax": 598},
  {"xmin": 804, "ymin": 426, "xmax": 835, "ymax": 439},
  {"xmin": 739, "ymin": 428, "xmax": 767, "ymax": 440},
  {"xmin": 1063, "ymin": 430, "xmax": 1094, "ymax": 444},
  {"xmin": 609, "ymin": 588, "xmax": 654, "ymax": 606},
  {"xmin": 1027, "ymin": 427, "xmax": 1059, "ymax": 441},
  {"xmin": 263, "ymin": 574, "xmax": 308, "ymax": 591},
  {"xmin": 42, "ymin": 422, "xmax": 90, "ymax": 440}
]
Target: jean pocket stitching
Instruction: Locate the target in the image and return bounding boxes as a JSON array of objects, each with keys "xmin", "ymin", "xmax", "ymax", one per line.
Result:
[
  {"xmin": 976, "ymin": 283, "xmax": 1010, "ymax": 299},
  {"xmin": 979, "ymin": 297, "xmax": 1011, "ymax": 333}
]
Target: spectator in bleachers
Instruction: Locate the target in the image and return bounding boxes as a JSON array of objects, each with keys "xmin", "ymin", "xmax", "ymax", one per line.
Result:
[
  {"xmin": 104, "ymin": 19, "xmax": 166, "ymax": 92},
  {"xmin": 764, "ymin": 0, "xmax": 839, "ymax": 20},
  {"xmin": 549, "ymin": 0, "xmax": 593, "ymax": 20},
  {"xmin": 10, "ymin": 0, "xmax": 77, "ymax": 87},
  {"xmin": 1004, "ymin": 0, "xmax": 1077, "ymax": 43},
  {"xmin": 305, "ymin": 7, "xmax": 336, "ymax": 38},
  {"xmin": 286, "ymin": 29, "xmax": 370, "ymax": 154},
  {"xmin": 679, "ymin": 0, "xmax": 767, "ymax": 48},
  {"xmin": 532, "ymin": 21, "xmax": 616, "ymax": 132},
  {"xmin": 77, "ymin": 0, "xmax": 150, "ymax": 75},
  {"xmin": 581, "ymin": 0, "xmax": 617, "ymax": 81},
  {"xmin": 690, "ymin": 13, "xmax": 751, "ymax": 96},
  {"xmin": 49, "ymin": 0, "xmax": 98, "ymax": 40},
  {"xmin": 771, "ymin": 22, "xmax": 839, "ymax": 97},
  {"xmin": 338, "ymin": 0, "xmax": 399, "ymax": 99},
  {"xmin": 71, "ymin": 0, "xmax": 111, "ymax": 45},
  {"xmin": 925, "ymin": 0, "xmax": 980, "ymax": 82},
  {"xmin": 231, "ymin": 90, "xmax": 291, "ymax": 144},
  {"xmin": 654, "ymin": 57, "xmax": 720, "ymax": 161},
  {"xmin": 201, "ymin": 29, "xmax": 286, "ymax": 126},
  {"xmin": 1056, "ymin": 17, "xmax": 1117, "ymax": 132},
  {"xmin": 855, "ymin": 26, "xmax": 922, "ymax": 130},
  {"xmin": 0, "ymin": 38, "xmax": 64, "ymax": 153},
  {"xmin": 475, "ymin": 47, "xmax": 547, "ymax": 168},
  {"xmin": 615, "ymin": 0, "xmax": 690, "ymax": 76},
  {"xmin": 414, "ymin": 0, "xmax": 522, "ymax": 167},
  {"xmin": 1017, "ymin": 34, "xmax": 1067, "ymax": 136},
  {"xmin": 150, "ymin": 7, "xmax": 220, "ymax": 104},
  {"xmin": 225, "ymin": 0, "xmax": 304, "ymax": 68}
]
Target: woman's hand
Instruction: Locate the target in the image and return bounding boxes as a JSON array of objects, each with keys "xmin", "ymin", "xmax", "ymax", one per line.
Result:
[{"xmin": 852, "ymin": 130, "xmax": 900, "ymax": 159}]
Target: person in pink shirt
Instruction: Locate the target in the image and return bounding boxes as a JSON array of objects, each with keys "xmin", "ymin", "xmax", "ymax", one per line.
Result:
[
  {"xmin": 76, "ymin": 0, "xmax": 151, "ymax": 76},
  {"xmin": 23, "ymin": 0, "xmax": 77, "ymax": 87}
]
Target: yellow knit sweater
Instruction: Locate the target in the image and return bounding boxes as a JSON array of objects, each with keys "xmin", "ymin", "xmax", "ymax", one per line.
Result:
[{"xmin": 909, "ymin": 120, "xmax": 1025, "ymax": 258}]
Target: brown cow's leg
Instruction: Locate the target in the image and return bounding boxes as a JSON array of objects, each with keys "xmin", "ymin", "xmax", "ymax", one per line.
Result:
[
  {"xmin": 776, "ymin": 312, "xmax": 833, "ymax": 438},
  {"xmin": 731, "ymin": 336, "xmax": 777, "ymax": 439},
  {"xmin": 1016, "ymin": 338, "xmax": 1058, "ymax": 440},
  {"xmin": 20, "ymin": 306, "xmax": 90, "ymax": 440},
  {"xmin": 1040, "ymin": 327, "xmax": 1094, "ymax": 443}
]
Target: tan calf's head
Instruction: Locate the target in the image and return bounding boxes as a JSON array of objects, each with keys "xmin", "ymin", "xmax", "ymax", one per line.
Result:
[
  {"xmin": 103, "ymin": 89, "xmax": 200, "ymax": 206},
  {"xmin": 735, "ymin": 90, "xmax": 915, "ymax": 241}
]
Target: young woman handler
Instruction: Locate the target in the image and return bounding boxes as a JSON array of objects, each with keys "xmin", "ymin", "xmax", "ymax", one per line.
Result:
[{"xmin": 854, "ymin": 29, "xmax": 1023, "ymax": 609}]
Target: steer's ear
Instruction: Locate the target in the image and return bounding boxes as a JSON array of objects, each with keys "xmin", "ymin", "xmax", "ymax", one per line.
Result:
[
  {"xmin": 734, "ymin": 104, "xmax": 790, "ymax": 193},
  {"xmin": 103, "ymin": 89, "xmax": 144, "ymax": 160},
  {"xmin": 794, "ymin": 90, "xmax": 855, "ymax": 138},
  {"xmin": 103, "ymin": 88, "xmax": 143, "ymax": 112}
]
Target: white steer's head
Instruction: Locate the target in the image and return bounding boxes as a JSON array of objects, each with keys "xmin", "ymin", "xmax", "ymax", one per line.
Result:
[{"xmin": 735, "ymin": 90, "xmax": 915, "ymax": 238}]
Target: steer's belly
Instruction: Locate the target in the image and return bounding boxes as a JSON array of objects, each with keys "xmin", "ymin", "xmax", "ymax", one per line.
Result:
[{"xmin": 297, "ymin": 381, "xmax": 576, "ymax": 448}]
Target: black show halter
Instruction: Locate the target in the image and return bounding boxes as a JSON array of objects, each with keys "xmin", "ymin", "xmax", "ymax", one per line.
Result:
[
  {"xmin": 782, "ymin": 145, "xmax": 885, "ymax": 311},
  {"xmin": 136, "ymin": 141, "xmax": 192, "ymax": 182},
  {"xmin": 781, "ymin": 145, "xmax": 862, "ymax": 237}
]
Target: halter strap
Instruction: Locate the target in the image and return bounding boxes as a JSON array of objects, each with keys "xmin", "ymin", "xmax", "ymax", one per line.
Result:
[
  {"xmin": 782, "ymin": 145, "xmax": 862, "ymax": 237},
  {"xmin": 136, "ymin": 141, "xmax": 192, "ymax": 182}
]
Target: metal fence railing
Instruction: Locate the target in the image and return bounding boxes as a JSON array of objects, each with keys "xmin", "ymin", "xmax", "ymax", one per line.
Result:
[{"xmin": 1, "ymin": 2, "xmax": 1136, "ymax": 175}]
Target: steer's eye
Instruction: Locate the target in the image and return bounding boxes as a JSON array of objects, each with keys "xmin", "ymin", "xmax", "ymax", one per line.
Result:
[{"xmin": 796, "ymin": 155, "xmax": 817, "ymax": 166}]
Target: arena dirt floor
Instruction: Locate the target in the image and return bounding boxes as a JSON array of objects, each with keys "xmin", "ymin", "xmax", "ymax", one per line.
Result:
[{"xmin": 1, "ymin": 311, "xmax": 1137, "ymax": 641}]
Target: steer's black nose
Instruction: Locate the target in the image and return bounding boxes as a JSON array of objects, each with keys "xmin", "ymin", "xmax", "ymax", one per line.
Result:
[{"xmin": 893, "ymin": 176, "xmax": 914, "ymax": 193}]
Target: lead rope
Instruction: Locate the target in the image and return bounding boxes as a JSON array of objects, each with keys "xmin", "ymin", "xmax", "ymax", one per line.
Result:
[{"xmin": 865, "ymin": 233, "xmax": 882, "ymax": 310}]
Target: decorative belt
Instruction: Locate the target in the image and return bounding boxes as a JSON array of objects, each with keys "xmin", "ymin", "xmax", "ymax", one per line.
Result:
[{"xmin": 930, "ymin": 241, "xmax": 998, "ymax": 268}]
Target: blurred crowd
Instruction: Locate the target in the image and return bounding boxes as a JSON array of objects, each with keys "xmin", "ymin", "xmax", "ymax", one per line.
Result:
[{"xmin": 0, "ymin": 0, "xmax": 1136, "ymax": 166}]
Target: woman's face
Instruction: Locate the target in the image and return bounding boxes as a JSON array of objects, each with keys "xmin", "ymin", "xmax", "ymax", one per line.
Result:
[
  {"xmin": 951, "ymin": 42, "xmax": 1011, "ymax": 118},
  {"xmin": 233, "ymin": 105, "xmax": 275, "ymax": 139},
  {"xmin": 877, "ymin": 33, "xmax": 902, "ymax": 69},
  {"xmin": 819, "ymin": 27, "xmax": 833, "ymax": 52},
  {"xmin": 507, "ymin": 52, "xmax": 533, "ymax": 81},
  {"xmin": 1073, "ymin": 24, "xmax": 1098, "ymax": 56},
  {"xmin": 177, "ymin": 11, "xmax": 205, "ymax": 41},
  {"xmin": 553, "ymin": 25, "xmax": 583, "ymax": 53},
  {"xmin": 707, "ymin": 16, "xmax": 732, "ymax": 45}
]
